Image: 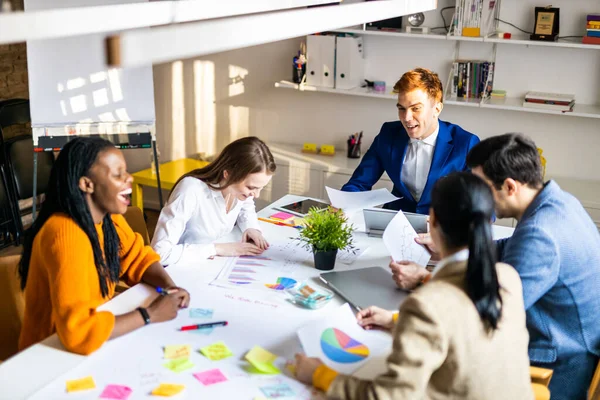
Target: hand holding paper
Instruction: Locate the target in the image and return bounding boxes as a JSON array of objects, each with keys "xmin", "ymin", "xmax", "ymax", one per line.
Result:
[
  {"xmin": 326, "ymin": 187, "xmax": 400, "ymax": 212},
  {"xmin": 382, "ymin": 211, "xmax": 431, "ymax": 266}
]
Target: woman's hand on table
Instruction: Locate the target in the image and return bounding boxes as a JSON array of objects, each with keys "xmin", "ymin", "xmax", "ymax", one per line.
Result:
[
  {"xmin": 242, "ymin": 228, "xmax": 269, "ymax": 250},
  {"xmin": 215, "ymin": 242, "xmax": 264, "ymax": 256}
]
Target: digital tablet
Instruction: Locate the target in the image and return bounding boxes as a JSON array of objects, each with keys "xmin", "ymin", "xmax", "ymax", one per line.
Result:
[{"xmin": 274, "ymin": 199, "xmax": 330, "ymax": 217}]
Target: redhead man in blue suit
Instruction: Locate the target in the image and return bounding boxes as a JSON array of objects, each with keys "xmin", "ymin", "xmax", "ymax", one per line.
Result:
[{"xmin": 341, "ymin": 68, "xmax": 479, "ymax": 214}]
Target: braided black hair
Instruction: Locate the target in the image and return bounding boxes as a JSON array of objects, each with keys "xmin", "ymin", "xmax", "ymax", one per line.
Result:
[{"xmin": 19, "ymin": 137, "xmax": 121, "ymax": 297}]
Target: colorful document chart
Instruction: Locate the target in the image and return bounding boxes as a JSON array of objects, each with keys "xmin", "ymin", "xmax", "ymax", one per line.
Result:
[
  {"xmin": 264, "ymin": 277, "xmax": 297, "ymax": 291},
  {"xmin": 320, "ymin": 328, "xmax": 369, "ymax": 363},
  {"xmin": 211, "ymin": 241, "xmax": 312, "ymax": 292}
]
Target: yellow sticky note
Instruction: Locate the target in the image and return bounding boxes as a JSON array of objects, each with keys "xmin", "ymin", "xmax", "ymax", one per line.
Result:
[
  {"xmin": 164, "ymin": 344, "xmax": 191, "ymax": 360},
  {"xmin": 320, "ymin": 144, "xmax": 335, "ymax": 155},
  {"xmin": 65, "ymin": 376, "xmax": 96, "ymax": 392},
  {"xmin": 200, "ymin": 341, "xmax": 233, "ymax": 361},
  {"xmin": 245, "ymin": 346, "xmax": 281, "ymax": 374},
  {"xmin": 151, "ymin": 383, "xmax": 185, "ymax": 397},
  {"xmin": 163, "ymin": 358, "xmax": 194, "ymax": 373},
  {"xmin": 302, "ymin": 143, "xmax": 317, "ymax": 153}
]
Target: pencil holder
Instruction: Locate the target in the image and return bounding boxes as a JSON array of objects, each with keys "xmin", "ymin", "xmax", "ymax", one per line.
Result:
[{"xmin": 347, "ymin": 142, "xmax": 361, "ymax": 158}]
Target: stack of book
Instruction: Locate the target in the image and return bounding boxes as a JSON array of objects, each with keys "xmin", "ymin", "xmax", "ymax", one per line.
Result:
[
  {"xmin": 583, "ymin": 14, "xmax": 600, "ymax": 45},
  {"xmin": 523, "ymin": 92, "xmax": 575, "ymax": 112},
  {"xmin": 451, "ymin": 0, "xmax": 497, "ymax": 37},
  {"xmin": 449, "ymin": 60, "xmax": 495, "ymax": 99}
]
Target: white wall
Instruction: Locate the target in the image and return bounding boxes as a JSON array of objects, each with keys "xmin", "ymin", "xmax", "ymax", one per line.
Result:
[{"xmin": 139, "ymin": 0, "xmax": 599, "ymax": 208}]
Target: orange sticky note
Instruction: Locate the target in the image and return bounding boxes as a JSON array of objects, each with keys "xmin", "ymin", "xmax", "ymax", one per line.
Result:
[
  {"xmin": 163, "ymin": 344, "xmax": 191, "ymax": 360},
  {"xmin": 65, "ymin": 376, "xmax": 96, "ymax": 392},
  {"xmin": 151, "ymin": 383, "xmax": 185, "ymax": 397}
]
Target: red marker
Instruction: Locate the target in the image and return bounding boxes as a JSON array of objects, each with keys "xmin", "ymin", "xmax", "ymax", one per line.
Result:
[{"xmin": 180, "ymin": 321, "xmax": 228, "ymax": 331}]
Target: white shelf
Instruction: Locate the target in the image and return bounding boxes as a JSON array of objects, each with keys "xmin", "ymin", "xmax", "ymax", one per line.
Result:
[
  {"xmin": 332, "ymin": 28, "xmax": 600, "ymax": 50},
  {"xmin": 331, "ymin": 28, "xmax": 447, "ymax": 40},
  {"xmin": 444, "ymin": 97, "xmax": 481, "ymax": 107},
  {"xmin": 484, "ymin": 34, "xmax": 600, "ymax": 50},
  {"xmin": 276, "ymin": 82, "xmax": 600, "ymax": 119},
  {"xmin": 481, "ymin": 97, "xmax": 600, "ymax": 119},
  {"xmin": 274, "ymin": 81, "xmax": 396, "ymax": 100},
  {"xmin": 447, "ymin": 34, "xmax": 485, "ymax": 42}
]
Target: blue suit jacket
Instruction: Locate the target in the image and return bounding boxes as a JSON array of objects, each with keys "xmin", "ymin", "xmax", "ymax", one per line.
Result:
[
  {"xmin": 341, "ymin": 120, "xmax": 479, "ymax": 214},
  {"xmin": 497, "ymin": 181, "xmax": 600, "ymax": 400}
]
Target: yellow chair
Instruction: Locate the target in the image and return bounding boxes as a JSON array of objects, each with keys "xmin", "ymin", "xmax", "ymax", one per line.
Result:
[
  {"xmin": 123, "ymin": 206, "xmax": 150, "ymax": 246},
  {"xmin": 530, "ymin": 366, "xmax": 553, "ymax": 387},
  {"xmin": 0, "ymin": 255, "xmax": 24, "ymax": 361},
  {"xmin": 530, "ymin": 366, "xmax": 552, "ymax": 400},
  {"xmin": 530, "ymin": 362, "xmax": 600, "ymax": 400},
  {"xmin": 131, "ymin": 158, "xmax": 209, "ymax": 210},
  {"xmin": 117, "ymin": 206, "xmax": 152, "ymax": 294},
  {"xmin": 589, "ymin": 361, "xmax": 600, "ymax": 400}
]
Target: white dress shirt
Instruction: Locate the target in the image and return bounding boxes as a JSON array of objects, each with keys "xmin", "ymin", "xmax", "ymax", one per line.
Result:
[
  {"xmin": 431, "ymin": 248, "xmax": 469, "ymax": 277},
  {"xmin": 151, "ymin": 177, "xmax": 261, "ymax": 266},
  {"xmin": 401, "ymin": 125, "xmax": 439, "ymax": 201}
]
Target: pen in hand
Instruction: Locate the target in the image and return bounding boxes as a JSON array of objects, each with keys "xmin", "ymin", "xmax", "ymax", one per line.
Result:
[{"xmin": 156, "ymin": 287, "xmax": 179, "ymax": 296}]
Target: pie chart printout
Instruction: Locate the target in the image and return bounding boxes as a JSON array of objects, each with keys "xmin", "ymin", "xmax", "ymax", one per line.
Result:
[{"xmin": 320, "ymin": 328, "xmax": 370, "ymax": 363}]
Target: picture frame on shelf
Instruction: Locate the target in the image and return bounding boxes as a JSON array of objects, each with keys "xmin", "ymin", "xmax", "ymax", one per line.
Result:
[{"xmin": 530, "ymin": 6, "xmax": 559, "ymax": 42}]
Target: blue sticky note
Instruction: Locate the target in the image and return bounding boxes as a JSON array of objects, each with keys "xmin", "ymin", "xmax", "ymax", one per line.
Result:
[
  {"xmin": 189, "ymin": 308, "xmax": 214, "ymax": 319},
  {"xmin": 260, "ymin": 383, "xmax": 295, "ymax": 398},
  {"xmin": 190, "ymin": 327, "xmax": 214, "ymax": 336}
]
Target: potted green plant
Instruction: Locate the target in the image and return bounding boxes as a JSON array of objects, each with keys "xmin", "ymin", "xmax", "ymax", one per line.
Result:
[{"xmin": 296, "ymin": 207, "xmax": 355, "ymax": 271}]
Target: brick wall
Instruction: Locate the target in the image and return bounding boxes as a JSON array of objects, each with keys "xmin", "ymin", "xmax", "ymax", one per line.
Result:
[{"xmin": 0, "ymin": 0, "xmax": 29, "ymax": 139}]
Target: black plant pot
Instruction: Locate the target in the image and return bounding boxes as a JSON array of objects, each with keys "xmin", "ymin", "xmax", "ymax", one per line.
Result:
[{"xmin": 313, "ymin": 248, "xmax": 338, "ymax": 271}]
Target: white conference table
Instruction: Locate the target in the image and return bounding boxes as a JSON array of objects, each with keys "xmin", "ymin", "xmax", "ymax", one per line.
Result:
[{"xmin": 0, "ymin": 195, "xmax": 514, "ymax": 400}]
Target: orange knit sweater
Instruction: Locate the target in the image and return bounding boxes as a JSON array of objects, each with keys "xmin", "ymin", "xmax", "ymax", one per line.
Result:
[{"xmin": 18, "ymin": 213, "xmax": 160, "ymax": 355}]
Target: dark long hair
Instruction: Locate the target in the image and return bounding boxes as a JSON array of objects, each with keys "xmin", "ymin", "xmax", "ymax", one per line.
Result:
[
  {"xmin": 171, "ymin": 136, "xmax": 276, "ymax": 194},
  {"xmin": 19, "ymin": 137, "xmax": 121, "ymax": 298},
  {"xmin": 431, "ymin": 172, "xmax": 502, "ymax": 330}
]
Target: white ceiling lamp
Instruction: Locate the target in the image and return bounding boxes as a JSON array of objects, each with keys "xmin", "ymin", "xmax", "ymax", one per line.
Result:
[
  {"xmin": 0, "ymin": 0, "xmax": 342, "ymax": 45},
  {"xmin": 107, "ymin": 0, "xmax": 438, "ymax": 68}
]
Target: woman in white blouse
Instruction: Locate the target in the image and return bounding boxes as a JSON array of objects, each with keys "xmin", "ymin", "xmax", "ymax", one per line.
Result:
[{"xmin": 151, "ymin": 137, "xmax": 275, "ymax": 265}]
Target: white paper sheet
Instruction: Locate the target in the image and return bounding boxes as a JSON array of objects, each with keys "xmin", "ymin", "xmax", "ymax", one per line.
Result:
[
  {"xmin": 297, "ymin": 303, "xmax": 391, "ymax": 375},
  {"xmin": 336, "ymin": 245, "xmax": 368, "ymax": 265},
  {"xmin": 383, "ymin": 211, "xmax": 431, "ymax": 266},
  {"xmin": 325, "ymin": 187, "xmax": 400, "ymax": 212},
  {"xmin": 210, "ymin": 241, "xmax": 313, "ymax": 292}
]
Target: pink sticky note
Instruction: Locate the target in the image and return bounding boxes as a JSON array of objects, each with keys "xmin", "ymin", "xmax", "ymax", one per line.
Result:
[
  {"xmin": 99, "ymin": 384, "xmax": 132, "ymax": 400},
  {"xmin": 193, "ymin": 369, "xmax": 228, "ymax": 386},
  {"xmin": 270, "ymin": 212, "xmax": 294, "ymax": 221}
]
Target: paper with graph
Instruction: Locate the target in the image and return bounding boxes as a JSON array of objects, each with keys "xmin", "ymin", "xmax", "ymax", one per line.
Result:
[
  {"xmin": 383, "ymin": 211, "xmax": 431, "ymax": 266},
  {"xmin": 297, "ymin": 303, "xmax": 391, "ymax": 374},
  {"xmin": 326, "ymin": 187, "xmax": 400, "ymax": 212},
  {"xmin": 210, "ymin": 241, "xmax": 313, "ymax": 292}
]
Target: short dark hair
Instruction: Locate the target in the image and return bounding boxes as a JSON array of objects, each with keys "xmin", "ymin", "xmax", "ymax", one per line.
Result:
[{"xmin": 466, "ymin": 133, "xmax": 543, "ymax": 189}]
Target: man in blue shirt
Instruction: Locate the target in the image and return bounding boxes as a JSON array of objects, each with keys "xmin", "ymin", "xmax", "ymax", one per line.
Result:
[
  {"xmin": 341, "ymin": 68, "xmax": 479, "ymax": 214},
  {"xmin": 393, "ymin": 133, "xmax": 600, "ymax": 400}
]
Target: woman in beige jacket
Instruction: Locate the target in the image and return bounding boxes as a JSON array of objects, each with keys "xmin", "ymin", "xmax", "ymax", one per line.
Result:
[{"xmin": 295, "ymin": 172, "xmax": 534, "ymax": 400}]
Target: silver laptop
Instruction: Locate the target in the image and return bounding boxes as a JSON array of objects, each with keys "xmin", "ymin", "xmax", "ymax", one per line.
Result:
[
  {"xmin": 363, "ymin": 208, "xmax": 428, "ymax": 237},
  {"xmin": 320, "ymin": 266, "xmax": 409, "ymax": 311}
]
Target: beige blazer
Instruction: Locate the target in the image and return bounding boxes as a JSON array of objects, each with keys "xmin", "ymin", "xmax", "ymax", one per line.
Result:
[{"xmin": 327, "ymin": 262, "xmax": 534, "ymax": 400}]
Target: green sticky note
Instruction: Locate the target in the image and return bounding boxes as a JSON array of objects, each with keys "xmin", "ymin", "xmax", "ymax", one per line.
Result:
[
  {"xmin": 163, "ymin": 358, "xmax": 194, "ymax": 373},
  {"xmin": 245, "ymin": 346, "xmax": 281, "ymax": 374},
  {"xmin": 199, "ymin": 341, "xmax": 233, "ymax": 361}
]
